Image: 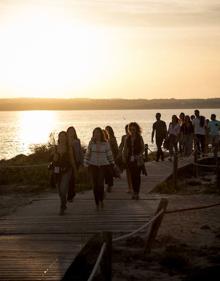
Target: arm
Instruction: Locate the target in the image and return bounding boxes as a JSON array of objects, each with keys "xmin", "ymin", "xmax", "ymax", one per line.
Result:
[
  {"xmin": 151, "ymin": 124, "xmax": 155, "ymax": 143},
  {"xmin": 68, "ymin": 145, "xmax": 77, "ymax": 174},
  {"xmin": 84, "ymin": 142, "xmax": 92, "ymax": 167},
  {"xmin": 165, "ymin": 122, "xmax": 168, "ymax": 138},
  {"xmin": 78, "ymin": 140, "xmax": 84, "ymax": 166},
  {"xmin": 122, "ymin": 137, "xmax": 128, "ymax": 164},
  {"xmin": 112, "ymin": 138, "xmax": 119, "ymax": 159},
  {"xmin": 106, "ymin": 142, "xmax": 114, "ymax": 165},
  {"xmin": 118, "ymin": 135, "xmax": 125, "ymax": 154},
  {"xmin": 176, "ymin": 124, "xmax": 181, "ymax": 141},
  {"xmin": 50, "ymin": 145, "xmax": 57, "ymax": 162},
  {"xmin": 167, "ymin": 123, "xmax": 171, "ymax": 136},
  {"xmin": 140, "ymin": 136, "xmax": 145, "ymax": 154}
]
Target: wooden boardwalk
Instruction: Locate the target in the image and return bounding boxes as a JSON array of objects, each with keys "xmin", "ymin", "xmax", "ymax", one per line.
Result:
[{"xmin": 0, "ymin": 156, "xmax": 194, "ymax": 280}]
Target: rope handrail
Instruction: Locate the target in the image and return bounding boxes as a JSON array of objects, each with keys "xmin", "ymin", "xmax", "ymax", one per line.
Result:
[
  {"xmin": 87, "ymin": 242, "xmax": 107, "ymax": 281},
  {"xmin": 192, "ymin": 162, "xmax": 218, "ymax": 168},
  {"xmin": 87, "ymin": 209, "xmax": 165, "ymax": 280},
  {"xmin": 0, "ymin": 163, "xmax": 48, "ymax": 168},
  {"xmin": 112, "ymin": 209, "xmax": 164, "ymax": 243},
  {"xmin": 165, "ymin": 202, "xmax": 220, "ymax": 214},
  {"xmin": 112, "ymin": 201, "xmax": 220, "ymax": 243}
]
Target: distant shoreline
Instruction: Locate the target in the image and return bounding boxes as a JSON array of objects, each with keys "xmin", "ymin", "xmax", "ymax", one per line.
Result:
[
  {"xmin": 0, "ymin": 98, "xmax": 220, "ymax": 111},
  {"xmin": 1, "ymin": 108, "xmax": 220, "ymax": 111}
]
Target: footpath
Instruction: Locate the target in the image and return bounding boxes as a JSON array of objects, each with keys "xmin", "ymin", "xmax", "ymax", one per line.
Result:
[{"xmin": 0, "ymin": 157, "xmax": 192, "ymax": 280}]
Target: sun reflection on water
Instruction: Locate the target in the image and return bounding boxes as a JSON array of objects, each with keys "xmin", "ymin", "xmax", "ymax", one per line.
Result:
[{"xmin": 18, "ymin": 111, "xmax": 56, "ymax": 155}]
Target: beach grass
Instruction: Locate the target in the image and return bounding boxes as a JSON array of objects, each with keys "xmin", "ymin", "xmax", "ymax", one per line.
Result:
[{"xmin": 0, "ymin": 143, "xmax": 91, "ymax": 193}]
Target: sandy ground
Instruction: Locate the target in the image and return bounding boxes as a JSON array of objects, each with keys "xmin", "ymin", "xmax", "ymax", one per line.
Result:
[{"xmin": 112, "ymin": 186, "xmax": 220, "ymax": 281}]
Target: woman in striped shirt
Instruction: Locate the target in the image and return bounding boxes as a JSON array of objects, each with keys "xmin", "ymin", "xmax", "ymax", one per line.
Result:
[{"xmin": 84, "ymin": 127, "xmax": 114, "ymax": 210}]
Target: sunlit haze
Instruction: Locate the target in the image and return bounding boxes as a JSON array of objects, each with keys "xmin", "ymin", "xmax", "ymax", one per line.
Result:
[{"xmin": 0, "ymin": 0, "xmax": 219, "ymax": 99}]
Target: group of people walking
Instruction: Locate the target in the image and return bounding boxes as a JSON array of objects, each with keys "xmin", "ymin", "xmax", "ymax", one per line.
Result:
[
  {"xmin": 51, "ymin": 122, "xmax": 146, "ymax": 215},
  {"xmin": 152, "ymin": 110, "xmax": 220, "ymax": 162},
  {"xmin": 51, "ymin": 110, "xmax": 220, "ymax": 215}
]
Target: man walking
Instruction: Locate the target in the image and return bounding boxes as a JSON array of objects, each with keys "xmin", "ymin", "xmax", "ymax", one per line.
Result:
[
  {"xmin": 151, "ymin": 113, "xmax": 167, "ymax": 161},
  {"xmin": 208, "ymin": 114, "xmax": 220, "ymax": 158},
  {"xmin": 192, "ymin": 109, "xmax": 206, "ymax": 155}
]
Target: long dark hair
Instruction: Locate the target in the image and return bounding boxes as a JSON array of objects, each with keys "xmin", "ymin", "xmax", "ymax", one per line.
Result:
[
  {"xmin": 102, "ymin": 129, "xmax": 108, "ymax": 141},
  {"xmin": 67, "ymin": 126, "xmax": 78, "ymax": 140},
  {"xmin": 105, "ymin": 126, "xmax": 115, "ymax": 139},
  {"xmin": 172, "ymin": 115, "xmax": 179, "ymax": 124},
  {"xmin": 128, "ymin": 122, "xmax": 142, "ymax": 135},
  {"xmin": 125, "ymin": 124, "xmax": 129, "ymax": 134},
  {"xmin": 92, "ymin": 127, "xmax": 106, "ymax": 142},
  {"xmin": 58, "ymin": 131, "xmax": 68, "ymax": 145}
]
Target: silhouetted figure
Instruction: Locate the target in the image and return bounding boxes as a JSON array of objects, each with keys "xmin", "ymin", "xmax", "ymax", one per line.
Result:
[
  {"xmin": 181, "ymin": 115, "xmax": 194, "ymax": 156},
  {"xmin": 192, "ymin": 110, "xmax": 207, "ymax": 155},
  {"xmin": 178, "ymin": 112, "xmax": 185, "ymax": 155},
  {"xmin": 208, "ymin": 114, "xmax": 220, "ymax": 158},
  {"xmin": 123, "ymin": 122, "xmax": 145, "ymax": 200},
  {"xmin": 168, "ymin": 115, "xmax": 180, "ymax": 161},
  {"xmin": 84, "ymin": 127, "xmax": 114, "ymax": 211},
  {"xmin": 105, "ymin": 126, "xmax": 119, "ymax": 192},
  {"xmin": 52, "ymin": 131, "xmax": 75, "ymax": 215},
  {"xmin": 118, "ymin": 124, "xmax": 133, "ymax": 193},
  {"xmin": 67, "ymin": 126, "xmax": 83, "ymax": 202},
  {"xmin": 151, "ymin": 113, "xmax": 167, "ymax": 161}
]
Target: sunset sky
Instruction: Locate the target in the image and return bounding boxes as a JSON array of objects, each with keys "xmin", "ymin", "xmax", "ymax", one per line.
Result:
[{"xmin": 0, "ymin": 0, "xmax": 219, "ymax": 99}]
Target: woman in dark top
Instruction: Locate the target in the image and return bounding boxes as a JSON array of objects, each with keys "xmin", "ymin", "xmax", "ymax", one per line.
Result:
[
  {"xmin": 105, "ymin": 126, "xmax": 119, "ymax": 160},
  {"xmin": 178, "ymin": 112, "xmax": 185, "ymax": 155},
  {"xmin": 123, "ymin": 122, "xmax": 144, "ymax": 200},
  {"xmin": 118, "ymin": 124, "xmax": 132, "ymax": 193},
  {"xmin": 181, "ymin": 115, "xmax": 194, "ymax": 156},
  {"xmin": 105, "ymin": 126, "xmax": 119, "ymax": 192},
  {"xmin": 66, "ymin": 126, "xmax": 82, "ymax": 202},
  {"xmin": 52, "ymin": 131, "xmax": 75, "ymax": 215}
]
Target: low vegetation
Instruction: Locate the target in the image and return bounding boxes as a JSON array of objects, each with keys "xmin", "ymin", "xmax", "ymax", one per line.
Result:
[{"xmin": 0, "ymin": 143, "xmax": 91, "ymax": 194}]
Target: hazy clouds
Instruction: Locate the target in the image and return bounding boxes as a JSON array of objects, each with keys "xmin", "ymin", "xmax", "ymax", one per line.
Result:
[{"xmin": 1, "ymin": 0, "xmax": 220, "ymax": 27}]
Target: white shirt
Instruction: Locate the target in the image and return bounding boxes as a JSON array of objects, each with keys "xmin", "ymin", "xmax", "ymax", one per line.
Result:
[
  {"xmin": 168, "ymin": 123, "xmax": 180, "ymax": 136},
  {"xmin": 192, "ymin": 117, "xmax": 206, "ymax": 135},
  {"xmin": 84, "ymin": 141, "xmax": 114, "ymax": 167}
]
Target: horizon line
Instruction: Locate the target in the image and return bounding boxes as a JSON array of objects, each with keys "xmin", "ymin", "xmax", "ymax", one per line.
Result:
[{"xmin": 1, "ymin": 97, "xmax": 220, "ymax": 101}]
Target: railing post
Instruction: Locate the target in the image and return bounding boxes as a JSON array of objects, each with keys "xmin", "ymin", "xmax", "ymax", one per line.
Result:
[
  {"xmin": 145, "ymin": 198, "xmax": 168, "ymax": 253},
  {"xmin": 101, "ymin": 232, "xmax": 112, "ymax": 281},
  {"xmin": 216, "ymin": 160, "xmax": 220, "ymax": 189},
  {"xmin": 173, "ymin": 153, "xmax": 178, "ymax": 189}
]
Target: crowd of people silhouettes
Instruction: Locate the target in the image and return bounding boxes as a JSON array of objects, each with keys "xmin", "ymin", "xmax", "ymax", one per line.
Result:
[{"xmin": 50, "ymin": 110, "xmax": 220, "ymax": 215}]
